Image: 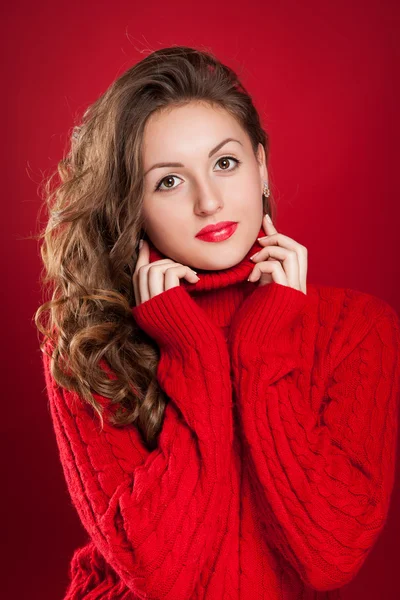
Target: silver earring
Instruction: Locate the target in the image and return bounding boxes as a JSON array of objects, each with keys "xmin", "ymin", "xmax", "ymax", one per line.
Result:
[{"xmin": 262, "ymin": 181, "xmax": 270, "ymax": 198}]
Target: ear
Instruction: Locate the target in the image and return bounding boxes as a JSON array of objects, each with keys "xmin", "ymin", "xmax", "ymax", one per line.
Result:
[{"xmin": 256, "ymin": 143, "xmax": 268, "ymax": 186}]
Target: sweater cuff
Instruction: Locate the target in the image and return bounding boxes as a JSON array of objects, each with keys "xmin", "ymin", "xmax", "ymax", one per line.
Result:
[
  {"xmin": 132, "ymin": 285, "xmax": 225, "ymax": 354},
  {"xmin": 228, "ymin": 281, "xmax": 311, "ymax": 347}
]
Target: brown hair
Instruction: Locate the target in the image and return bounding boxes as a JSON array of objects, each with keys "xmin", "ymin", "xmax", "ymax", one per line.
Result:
[{"xmin": 34, "ymin": 45, "xmax": 276, "ymax": 451}]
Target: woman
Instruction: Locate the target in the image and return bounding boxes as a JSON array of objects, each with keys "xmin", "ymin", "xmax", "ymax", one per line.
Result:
[{"xmin": 36, "ymin": 45, "xmax": 400, "ymax": 599}]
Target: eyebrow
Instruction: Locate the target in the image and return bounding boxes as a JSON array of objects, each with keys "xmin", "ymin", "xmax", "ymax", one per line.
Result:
[{"xmin": 143, "ymin": 137, "xmax": 243, "ymax": 177}]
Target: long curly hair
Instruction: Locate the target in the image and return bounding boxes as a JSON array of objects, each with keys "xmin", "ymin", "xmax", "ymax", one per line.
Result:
[{"xmin": 34, "ymin": 45, "xmax": 276, "ymax": 451}]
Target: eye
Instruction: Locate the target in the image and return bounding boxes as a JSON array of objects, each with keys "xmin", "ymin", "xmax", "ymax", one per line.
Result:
[
  {"xmin": 153, "ymin": 155, "xmax": 242, "ymax": 193},
  {"xmin": 214, "ymin": 156, "xmax": 241, "ymax": 171}
]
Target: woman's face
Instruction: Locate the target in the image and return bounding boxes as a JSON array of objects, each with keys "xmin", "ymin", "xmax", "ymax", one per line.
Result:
[{"xmin": 141, "ymin": 101, "xmax": 268, "ymax": 271}]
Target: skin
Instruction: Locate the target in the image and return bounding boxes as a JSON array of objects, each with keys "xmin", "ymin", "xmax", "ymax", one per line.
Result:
[
  {"xmin": 248, "ymin": 215, "xmax": 308, "ymax": 294},
  {"xmin": 133, "ymin": 100, "xmax": 308, "ymax": 305}
]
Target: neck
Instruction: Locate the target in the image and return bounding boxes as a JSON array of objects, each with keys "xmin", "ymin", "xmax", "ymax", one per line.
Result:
[{"xmin": 146, "ymin": 225, "xmax": 266, "ymax": 334}]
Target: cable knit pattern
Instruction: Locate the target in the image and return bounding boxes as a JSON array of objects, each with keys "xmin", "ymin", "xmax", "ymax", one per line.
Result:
[
  {"xmin": 228, "ymin": 279, "xmax": 400, "ymax": 593},
  {"xmin": 42, "ymin": 226, "xmax": 400, "ymax": 599}
]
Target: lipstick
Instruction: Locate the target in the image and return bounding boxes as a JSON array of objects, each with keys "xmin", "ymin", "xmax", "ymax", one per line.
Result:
[{"xmin": 195, "ymin": 222, "xmax": 238, "ymax": 243}]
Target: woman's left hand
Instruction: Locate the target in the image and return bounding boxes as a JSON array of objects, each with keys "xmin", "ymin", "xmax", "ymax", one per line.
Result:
[{"xmin": 248, "ymin": 213, "xmax": 308, "ymax": 295}]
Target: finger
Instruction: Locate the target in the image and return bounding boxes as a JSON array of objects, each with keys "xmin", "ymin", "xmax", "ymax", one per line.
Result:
[
  {"xmin": 260, "ymin": 212, "xmax": 278, "ymax": 237},
  {"xmin": 163, "ymin": 265, "xmax": 199, "ymax": 292},
  {"xmin": 249, "ymin": 246, "xmax": 300, "ymax": 289},
  {"xmin": 133, "ymin": 240, "xmax": 182, "ymax": 304},
  {"xmin": 257, "ymin": 231, "xmax": 300, "ymax": 249},
  {"xmin": 140, "ymin": 264, "xmax": 199, "ymax": 304},
  {"xmin": 133, "ymin": 241, "xmax": 170, "ymax": 305},
  {"xmin": 133, "ymin": 239, "xmax": 150, "ymax": 276},
  {"xmin": 132, "ymin": 240, "xmax": 150, "ymax": 305},
  {"xmin": 135, "ymin": 259, "xmax": 174, "ymax": 305},
  {"xmin": 257, "ymin": 233, "xmax": 307, "ymax": 290},
  {"xmin": 248, "ymin": 258, "xmax": 288, "ymax": 286}
]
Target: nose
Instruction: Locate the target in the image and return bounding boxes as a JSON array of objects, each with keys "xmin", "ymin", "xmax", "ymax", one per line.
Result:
[{"xmin": 194, "ymin": 182, "xmax": 224, "ymax": 216}]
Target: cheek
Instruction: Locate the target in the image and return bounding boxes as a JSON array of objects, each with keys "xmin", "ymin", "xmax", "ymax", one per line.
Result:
[
  {"xmin": 236, "ymin": 164, "xmax": 262, "ymax": 195},
  {"xmin": 233, "ymin": 175, "xmax": 263, "ymax": 213},
  {"xmin": 144, "ymin": 210, "xmax": 189, "ymax": 250},
  {"xmin": 142, "ymin": 200, "xmax": 178, "ymax": 232}
]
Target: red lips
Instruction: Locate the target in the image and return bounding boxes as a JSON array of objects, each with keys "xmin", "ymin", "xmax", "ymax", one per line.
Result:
[
  {"xmin": 195, "ymin": 221, "xmax": 238, "ymax": 237},
  {"xmin": 195, "ymin": 222, "xmax": 238, "ymax": 243}
]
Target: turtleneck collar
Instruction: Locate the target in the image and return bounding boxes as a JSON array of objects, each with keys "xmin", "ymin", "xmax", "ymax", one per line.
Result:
[
  {"xmin": 145, "ymin": 225, "xmax": 267, "ymax": 334},
  {"xmin": 146, "ymin": 225, "xmax": 266, "ymax": 293}
]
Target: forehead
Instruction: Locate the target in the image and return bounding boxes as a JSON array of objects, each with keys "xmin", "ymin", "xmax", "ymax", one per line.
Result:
[{"xmin": 142, "ymin": 102, "xmax": 246, "ymax": 161}]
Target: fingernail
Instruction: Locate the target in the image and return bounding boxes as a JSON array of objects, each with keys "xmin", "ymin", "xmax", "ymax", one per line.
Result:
[
  {"xmin": 139, "ymin": 239, "xmax": 143, "ymax": 249},
  {"xmin": 250, "ymin": 252, "xmax": 259, "ymax": 260},
  {"xmin": 257, "ymin": 236, "xmax": 268, "ymax": 241},
  {"xmin": 265, "ymin": 213, "xmax": 272, "ymax": 223}
]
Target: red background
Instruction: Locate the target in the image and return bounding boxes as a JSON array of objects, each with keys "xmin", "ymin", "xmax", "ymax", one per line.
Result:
[{"xmin": 3, "ymin": 0, "xmax": 399, "ymax": 597}]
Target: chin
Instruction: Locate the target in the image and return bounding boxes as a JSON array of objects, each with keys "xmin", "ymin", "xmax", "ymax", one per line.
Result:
[{"xmin": 190, "ymin": 249, "xmax": 244, "ymax": 272}]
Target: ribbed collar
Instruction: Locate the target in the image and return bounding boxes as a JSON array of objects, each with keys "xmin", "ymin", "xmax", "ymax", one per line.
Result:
[{"xmin": 146, "ymin": 225, "xmax": 266, "ymax": 332}]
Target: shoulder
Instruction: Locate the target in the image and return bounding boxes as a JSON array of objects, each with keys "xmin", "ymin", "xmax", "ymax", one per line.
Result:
[
  {"xmin": 307, "ymin": 281, "xmax": 399, "ymax": 324},
  {"xmin": 306, "ymin": 282, "xmax": 400, "ymax": 362}
]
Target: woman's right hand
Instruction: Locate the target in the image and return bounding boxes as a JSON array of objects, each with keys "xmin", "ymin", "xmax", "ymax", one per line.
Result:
[{"xmin": 133, "ymin": 239, "xmax": 200, "ymax": 306}]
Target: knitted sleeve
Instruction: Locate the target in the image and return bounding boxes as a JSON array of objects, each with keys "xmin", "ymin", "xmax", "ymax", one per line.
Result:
[
  {"xmin": 228, "ymin": 282, "xmax": 400, "ymax": 592},
  {"xmin": 43, "ymin": 285, "xmax": 234, "ymax": 600}
]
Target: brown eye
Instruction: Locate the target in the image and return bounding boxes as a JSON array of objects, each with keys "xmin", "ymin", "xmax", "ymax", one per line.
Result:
[
  {"xmin": 154, "ymin": 175, "xmax": 181, "ymax": 192},
  {"xmin": 154, "ymin": 156, "xmax": 242, "ymax": 193},
  {"xmin": 215, "ymin": 156, "xmax": 240, "ymax": 171},
  {"xmin": 217, "ymin": 157, "xmax": 230, "ymax": 169},
  {"xmin": 164, "ymin": 177, "xmax": 174, "ymax": 187},
  {"xmin": 161, "ymin": 176, "xmax": 176, "ymax": 189}
]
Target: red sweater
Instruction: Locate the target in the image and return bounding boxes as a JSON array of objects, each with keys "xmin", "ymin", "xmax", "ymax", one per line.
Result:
[{"xmin": 43, "ymin": 226, "xmax": 400, "ymax": 599}]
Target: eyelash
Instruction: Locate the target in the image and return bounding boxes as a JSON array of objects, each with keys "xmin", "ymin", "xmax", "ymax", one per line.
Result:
[{"xmin": 153, "ymin": 156, "xmax": 242, "ymax": 193}]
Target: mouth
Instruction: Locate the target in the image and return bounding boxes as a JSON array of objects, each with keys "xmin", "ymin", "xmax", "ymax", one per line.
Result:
[{"xmin": 195, "ymin": 222, "xmax": 238, "ymax": 243}]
